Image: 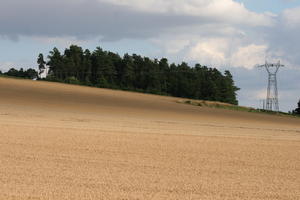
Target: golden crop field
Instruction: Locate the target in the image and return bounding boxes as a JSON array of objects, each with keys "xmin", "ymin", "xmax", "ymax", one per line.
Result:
[{"xmin": 0, "ymin": 77, "xmax": 299, "ymax": 200}]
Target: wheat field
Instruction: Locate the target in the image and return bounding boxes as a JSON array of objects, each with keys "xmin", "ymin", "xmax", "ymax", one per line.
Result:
[{"xmin": 0, "ymin": 77, "xmax": 299, "ymax": 200}]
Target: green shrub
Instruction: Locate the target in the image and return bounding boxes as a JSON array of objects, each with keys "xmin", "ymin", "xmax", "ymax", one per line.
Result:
[{"xmin": 65, "ymin": 76, "xmax": 81, "ymax": 85}]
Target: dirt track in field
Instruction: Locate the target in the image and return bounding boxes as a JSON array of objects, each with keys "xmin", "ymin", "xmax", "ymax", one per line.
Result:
[{"xmin": 0, "ymin": 77, "xmax": 299, "ymax": 200}]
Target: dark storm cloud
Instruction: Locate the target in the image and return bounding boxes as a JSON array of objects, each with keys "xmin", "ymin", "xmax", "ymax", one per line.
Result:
[{"xmin": 0, "ymin": 0, "xmax": 213, "ymax": 41}]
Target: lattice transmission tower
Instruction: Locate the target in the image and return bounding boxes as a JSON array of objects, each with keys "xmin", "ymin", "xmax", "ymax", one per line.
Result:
[{"xmin": 258, "ymin": 61, "xmax": 284, "ymax": 112}]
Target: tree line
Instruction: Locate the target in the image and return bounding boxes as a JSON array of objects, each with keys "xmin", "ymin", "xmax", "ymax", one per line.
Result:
[
  {"xmin": 1, "ymin": 44, "xmax": 299, "ymax": 113},
  {"xmin": 36, "ymin": 45, "xmax": 240, "ymax": 105},
  {"xmin": 0, "ymin": 68, "xmax": 38, "ymax": 79}
]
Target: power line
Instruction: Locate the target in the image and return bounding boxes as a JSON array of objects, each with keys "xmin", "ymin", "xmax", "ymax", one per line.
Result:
[{"xmin": 257, "ymin": 61, "xmax": 284, "ymax": 112}]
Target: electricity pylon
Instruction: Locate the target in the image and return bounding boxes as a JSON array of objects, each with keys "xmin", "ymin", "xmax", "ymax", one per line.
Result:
[{"xmin": 258, "ymin": 61, "xmax": 284, "ymax": 112}]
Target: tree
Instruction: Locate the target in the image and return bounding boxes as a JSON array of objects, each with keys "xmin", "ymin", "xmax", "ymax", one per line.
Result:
[
  {"xmin": 221, "ymin": 70, "xmax": 239, "ymax": 105},
  {"xmin": 37, "ymin": 53, "xmax": 46, "ymax": 78},
  {"xmin": 25, "ymin": 68, "xmax": 38, "ymax": 79},
  {"xmin": 64, "ymin": 45, "xmax": 84, "ymax": 81},
  {"xmin": 293, "ymin": 99, "xmax": 300, "ymax": 115},
  {"xmin": 158, "ymin": 58, "xmax": 169, "ymax": 93},
  {"xmin": 90, "ymin": 47, "xmax": 116, "ymax": 87},
  {"xmin": 40, "ymin": 45, "xmax": 240, "ymax": 105},
  {"xmin": 119, "ymin": 54, "xmax": 134, "ymax": 88},
  {"xmin": 4, "ymin": 68, "xmax": 38, "ymax": 79},
  {"xmin": 47, "ymin": 47, "xmax": 63, "ymax": 80},
  {"xmin": 6, "ymin": 68, "xmax": 20, "ymax": 77},
  {"xmin": 82, "ymin": 49, "xmax": 92, "ymax": 85}
]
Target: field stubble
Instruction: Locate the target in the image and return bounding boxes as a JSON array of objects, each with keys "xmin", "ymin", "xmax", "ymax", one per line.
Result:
[{"xmin": 0, "ymin": 77, "xmax": 299, "ymax": 200}]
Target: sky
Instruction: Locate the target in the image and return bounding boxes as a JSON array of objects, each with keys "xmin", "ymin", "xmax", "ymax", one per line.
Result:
[{"xmin": 0, "ymin": 0, "xmax": 299, "ymax": 112}]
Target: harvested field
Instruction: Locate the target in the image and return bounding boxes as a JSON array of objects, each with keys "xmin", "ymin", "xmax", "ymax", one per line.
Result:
[{"xmin": 0, "ymin": 77, "xmax": 299, "ymax": 200}]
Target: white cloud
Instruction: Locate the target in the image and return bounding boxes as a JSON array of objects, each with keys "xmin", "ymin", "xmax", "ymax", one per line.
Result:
[
  {"xmin": 186, "ymin": 38, "xmax": 228, "ymax": 66},
  {"xmin": 100, "ymin": 0, "xmax": 274, "ymax": 26},
  {"xmin": 231, "ymin": 44, "xmax": 267, "ymax": 69},
  {"xmin": 0, "ymin": 0, "xmax": 278, "ymax": 69},
  {"xmin": 282, "ymin": 7, "xmax": 300, "ymax": 27},
  {"xmin": 157, "ymin": 35, "xmax": 268, "ymax": 70},
  {"xmin": 1, "ymin": 0, "xmax": 298, "ymax": 72},
  {"xmin": 153, "ymin": 38, "xmax": 191, "ymax": 55},
  {"xmin": 262, "ymin": 6, "xmax": 300, "ymax": 69}
]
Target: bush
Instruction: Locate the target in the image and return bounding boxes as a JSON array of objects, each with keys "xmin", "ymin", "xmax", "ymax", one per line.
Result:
[
  {"xmin": 65, "ymin": 76, "xmax": 81, "ymax": 85},
  {"xmin": 293, "ymin": 100, "xmax": 300, "ymax": 115}
]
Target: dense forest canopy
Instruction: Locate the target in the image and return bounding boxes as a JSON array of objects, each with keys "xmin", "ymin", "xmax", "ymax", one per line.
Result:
[
  {"xmin": 0, "ymin": 45, "xmax": 240, "ymax": 105},
  {"xmin": 43, "ymin": 45, "xmax": 239, "ymax": 105}
]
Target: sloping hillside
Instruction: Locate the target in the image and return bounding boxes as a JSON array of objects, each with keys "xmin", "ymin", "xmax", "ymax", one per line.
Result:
[{"xmin": 0, "ymin": 77, "xmax": 299, "ymax": 200}]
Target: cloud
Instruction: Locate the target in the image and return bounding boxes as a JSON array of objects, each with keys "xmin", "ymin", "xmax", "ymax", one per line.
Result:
[
  {"xmin": 0, "ymin": 0, "xmax": 279, "ymax": 69},
  {"xmin": 186, "ymin": 37, "xmax": 228, "ymax": 66},
  {"xmin": 1, "ymin": 0, "xmax": 298, "ymax": 71},
  {"xmin": 154, "ymin": 31, "xmax": 268, "ymax": 69},
  {"xmin": 32, "ymin": 36, "xmax": 90, "ymax": 47},
  {"xmin": 261, "ymin": 6, "xmax": 300, "ymax": 69},
  {"xmin": 0, "ymin": 0, "xmax": 274, "ymax": 41},
  {"xmin": 282, "ymin": 6, "xmax": 300, "ymax": 27},
  {"xmin": 100, "ymin": 0, "xmax": 274, "ymax": 26},
  {"xmin": 231, "ymin": 44, "xmax": 267, "ymax": 69},
  {"xmin": 153, "ymin": 5, "xmax": 300, "ymax": 71}
]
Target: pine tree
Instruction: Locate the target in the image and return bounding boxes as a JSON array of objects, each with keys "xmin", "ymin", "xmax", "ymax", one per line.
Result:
[
  {"xmin": 83, "ymin": 49, "xmax": 92, "ymax": 85},
  {"xmin": 47, "ymin": 47, "xmax": 63, "ymax": 80},
  {"xmin": 42, "ymin": 45, "xmax": 240, "ymax": 105},
  {"xmin": 37, "ymin": 53, "xmax": 46, "ymax": 78}
]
